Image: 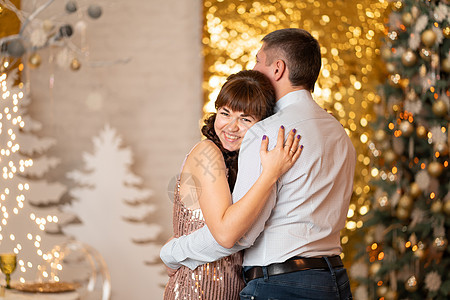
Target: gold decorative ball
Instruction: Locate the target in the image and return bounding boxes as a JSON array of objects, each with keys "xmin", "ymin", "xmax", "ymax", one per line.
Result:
[
  {"xmin": 385, "ymin": 290, "xmax": 398, "ymax": 300},
  {"xmin": 431, "ymin": 200, "xmax": 443, "ymax": 214},
  {"xmin": 392, "ymin": 0, "xmax": 404, "ymax": 12},
  {"xmin": 443, "ymin": 25, "xmax": 450, "ymax": 39},
  {"xmin": 399, "ymin": 121, "xmax": 414, "ymax": 137},
  {"xmin": 399, "ymin": 194, "xmax": 413, "ymax": 209},
  {"xmin": 416, "ymin": 125, "xmax": 427, "ymax": 138},
  {"xmin": 432, "ymin": 100, "xmax": 448, "ymax": 117},
  {"xmin": 442, "ymin": 56, "xmax": 450, "ymax": 73},
  {"xmin": 435, "ymin": 143, "xmax": 449, "ymax": 156},
  {"xmin": 28, "ymin": 53, "xmax": 42, "ymax": 68},
  {"xmin": 413, "ymin": 248, "xmax": 425, "ymax": 259},
  {"xmin": 427, "ymin": 161, "xmax": 443, "ymax": 177},
  {"xmin": 377, "ymin": 285, "xmax": 388, "ymax": 297},
  {"xmin": 369, "ymin": 262, "xmax": 381, "ymax": 276},
  {"xmin": 386, "ymin": 62, "xmax": 396, "ymax": 74},
  {"xmin": 384, "ymin": 149, "xmax": 396, "ymax": 164},
  {"xmin": 375, "ymin": 129, "xmax": 387, "ymax": 142},
  {"xmin": 397, "ymin": 207, "xmax": 411, "ymax": 220},
  {"xmin": 432, "ymin": 236, "xmax": 448, "ymax": 251},
  {"xmin": 402, "ymin": 12, "xmax": 413, "ymax": 26},
  {"xmin": 410, "ymin": 182, "xmax": 421, "ymax": 198},
  {"xmin": 70, "ymin": 58, "xmax": 81, "ymax": 71},
  {"xmin": 421, "ymin": 29, "xmax": 437, "ymax": 47},
  {"xmin": 419, "ymin": 48, "xmax": 432, "ymax": 62},
  {"xmin": 405, "ymin": 275, "xmax": 418, "ymax": 292},
  {"xmin": 43, "ymin": 19, "xmax": 55, "ymax": 32},
  {"xmin": 401, "ymin": 49, "xmax": 417, "ymax": 67},
  {"xmin": 443, "ymin": 200, "xmax": 450, "ymax": 216},
  {"xmin": 381, "ymin": 47, "xmax": 392, "ymax": 60}
]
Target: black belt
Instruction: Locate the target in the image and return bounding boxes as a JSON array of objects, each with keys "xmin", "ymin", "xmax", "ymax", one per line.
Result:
[{"xmin": 244, "ymin": 255, "xmax": 343, "ymax": 282}]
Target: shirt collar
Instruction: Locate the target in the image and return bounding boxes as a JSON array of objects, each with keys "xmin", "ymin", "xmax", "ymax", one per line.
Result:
[{"xmin": 274, "ymin": 90, "xmax": 312, "ymax": 113}]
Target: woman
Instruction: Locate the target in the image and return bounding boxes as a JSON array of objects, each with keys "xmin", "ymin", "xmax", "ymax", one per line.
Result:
[{"xmin": 163, "ymin": 70, "xmax": 302, "ymax": 299}]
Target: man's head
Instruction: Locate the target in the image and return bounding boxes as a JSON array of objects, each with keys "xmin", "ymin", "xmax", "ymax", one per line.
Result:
[{"xmin": 253, "ymin": 28, "xmax": 321, "ymax": 94}]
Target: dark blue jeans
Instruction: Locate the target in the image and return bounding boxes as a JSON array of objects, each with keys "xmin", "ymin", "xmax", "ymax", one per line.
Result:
[{"xmin": 240, "ymin": 258, "xmax": 352, "ymax": 300}]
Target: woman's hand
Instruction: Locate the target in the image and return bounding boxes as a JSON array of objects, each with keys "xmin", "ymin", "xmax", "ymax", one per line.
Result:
[{"xmin": 260, "ymin": 126, "xmax": 303, "ymax": 179}]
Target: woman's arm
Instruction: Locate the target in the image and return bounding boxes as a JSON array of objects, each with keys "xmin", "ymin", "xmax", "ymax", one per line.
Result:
[{"xmin": 182, "ymin": 126, "xmax": 302, "ymax": 248}]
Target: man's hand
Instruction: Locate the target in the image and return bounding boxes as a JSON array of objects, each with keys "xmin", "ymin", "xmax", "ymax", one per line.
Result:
[{"xmin": 164, "ymin": 236, "xmax": 178, "ymax": 277}]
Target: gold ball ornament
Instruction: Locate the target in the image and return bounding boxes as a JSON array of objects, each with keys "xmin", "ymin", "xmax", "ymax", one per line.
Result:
[
  {"xmin": 401, "ymin": 12, "xmax": 413, "ymax": 27},
  {"xmin": 442, "ymin": 56, "xmax": 450, "ymax": 73},
  {"xmin": 375, "ymin": 129, "xmax": 387, "ymax": 142},
  {"xmin": 432, "ymin": 100, "xmax": 448, "ymax": 117},
  {"xmin": 432, "ymin": 236, "xmax": 448, "ymax": 251},
  {"xmin": 369, "ymin": 262, "xmax": 381, "ymax": 276},
  {"xmin": 427, "ymin": 161, "xmax": 443, "ymax": 177},
  {"xmin": 385, "ymin": 290, "xmax": 398, "ymax": 300},
  {"xmin": 392, "ymin": 0, "xmax": 404, "ymax": 12},
  {"xmin": 431, "ymin": 200, "xmax": 443, "ymax": 213},
  {"xmin": 28, "ymin": 53, "xmax": 42, "ymax": 68},
  {"xmin": 400, "ymin": 121, "xmax": 414, "ymax": 137},
  {"xmin": 405, "ymin": 275, "xmax": 418, "ymax": 292},
  {"xmin": 70, "ymin": 58, "xmax": 81, "ymax": 71},
  {"xmin": 435, "ymin": 143, "xmax": 449, "ymax": 156},
  {"xmin": 386, "ymin": 62, "xmax": 396, "ymax": 74},
  {"xmin": 416, "ymin": 125, "xmax": 427, "ymax": 138},
  {"xmin": 413, "ymin": 248, "xmax": 425, "ymax": 259},
  {"xmin": 384, "ymin": 149, "xmax": 396, "ymax": 164},
  {"xmin": 443, "ymin": 200, "xmax": 450, "ymax": 216},
  {"xmin": 401, "ymin": 49, "xmax": 417, "ymax": 67},
  {"xmin": 443, "ymin": 25, "xmax": 450, "ymax": 39},
  {"xmin": 410, "ymin": 182, "xmax": 421, "ymax": 198},
  {"xmin": 396, "ymin": 207, "xmax": 411, "ymax": 220},
  {"xmin": 421, "ymin": 29, "xmax": 437, "ymax": 48},
  {"xmin": 381, "ymin": 47, "xmax": 392, "ymax": 60},
  {"xmin": 399, "ymin": 194, "xmax": 413, "ymax": 209},
  {"xmin": 377, "ymin": 285, "xmax": 388, "ymax": 297},
  {"xmin": 420, "ymin": 48, "xmax": 432, "ymax": 62}
]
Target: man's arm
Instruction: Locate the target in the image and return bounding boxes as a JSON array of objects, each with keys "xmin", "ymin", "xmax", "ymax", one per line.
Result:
[{"xmin": 160, "ymin": 124, "xmax": 278, "ymax": 269}]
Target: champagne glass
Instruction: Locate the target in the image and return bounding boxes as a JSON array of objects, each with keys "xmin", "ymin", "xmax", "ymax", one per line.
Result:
[{"xmin": 0, "ymin": 253, "xmax": 17, "ymax": 289}]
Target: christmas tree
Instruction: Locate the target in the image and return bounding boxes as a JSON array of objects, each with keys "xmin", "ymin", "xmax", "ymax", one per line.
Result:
[
  {"xmin": 64, "ymin": 124, "xmax": 164, "ymax": 299},
  {"xmin": 353, "ymin": 1, "xmax": 450, "ymax": 299},
  {"xmin": 0, "ymin": 69, "xmax": 71, "ymax": 284}
]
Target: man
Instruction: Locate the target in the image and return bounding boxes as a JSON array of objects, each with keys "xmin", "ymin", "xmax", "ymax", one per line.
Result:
[{"xmin": 161, "ymin": 28, "xmax": 356, "ymax": 299}]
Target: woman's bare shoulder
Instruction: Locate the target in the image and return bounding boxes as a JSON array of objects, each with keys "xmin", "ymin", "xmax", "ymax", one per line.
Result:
[{"xmin": 184, "ymin": 140, "xmax": 225, "ymax": 174}]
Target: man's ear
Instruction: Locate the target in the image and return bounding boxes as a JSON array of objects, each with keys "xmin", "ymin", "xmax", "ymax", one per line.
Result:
[{"xmin": 273, "ymin": 59, "xmax": 286, "ymax": 81}]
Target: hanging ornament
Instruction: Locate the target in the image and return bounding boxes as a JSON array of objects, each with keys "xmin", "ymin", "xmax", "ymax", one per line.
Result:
[
  {"xmin": 427, "ymin": 161, "xmax": 443, "ymax": 177},
  {"xmin": 391, "ymin": 0, "xmax": 404, "ymax": 12},
  {"xmin": 65, "ymin": 1, "xmax": 77, "ymax": 13},
  {"xmin": 398, "ymin": 194, "xmax": 413, "ymax": 210},
  {"xmin": 377, "ymin": 285, "xmax": 388, "ymax": 297},
  {"xmin": 443, "ymin": 26, "xmax": 450, "ymax": 39},
  {"xmin": 443, "ymin": 200, "xmax": 450, "ymax": 216},
  {"xmin": 435, "ymin": 143, "xmax": 449, "ymax": 156},
  {"xmin": 401, "ymin": 49, "xmax": 417, "ymax": 67},
  {"xmin": 28, "ymin": 53, "xmax": 42, "ymax": 68},
  {"xmin": 405, "ymin": 275, "xmax": 418, "ymax": 292},
  {"xmin": 399, "ymin": 121, "xmax": 414, "ymax": 137},
  {"xmin": 410, "ymin": 182, "xmax": 421, "ymax": 198},
  {"xmin": 381, "ymin": 47, "xmax": 392, "ymax": 60},
  {"xmin": 58, "ymin": 24, "xmax": 74, "ymax": 39},
  {"xmin": 442, "ymin": 56, "xmax": 450, "ymax": 73},
  {"xmin": 401, "ymin": 12, "xmax": 413, "ymax": 26},
  {"xmin": 396, "ymin": 207, "xmax": 411, "ymax": 220},
  {"xmin": 432, "ymin": 100, "xmax": 448, "ymax": 117},
  {"xmin": 413, "ymin": 247, "xmax": 425, "ymax": 259},
  {"xmin": 6, "ymin": 38, "xmax": 26, "ymax": 57},
  {"xmin": 416, "ymin": 125, "xmax": 427, "ymax": 138},
  {"xmin": 43, "ymin": 19, "xmax": 55, "ymax": 32},
  {"xmin": 87, "ymin": 5, "xmax": 102, "ymax": 19},
  {"xmin": 419, "ymin": 48, "xmax": 432, "ymax": 62},
  {"xmin": 375, "ymin": 129, "xmax": 387, "ymax": 142},
  {"xmin": 385, "ymin": 290, "xmax": 398, "ymax": 300},
  {"xmin": 431, "ymin": 200, "xmax": 443, "ymax": 213},
  {"xmin": 421, "ymin": 29, "xmax": 437, "ymax": 47},
  {"xmin": 386, "ymin": 62, "xmax": 396, "ymax": 74},
  {"xmin": 384, "ymin": 149, "xmax": 396, "ymax": 164},
  {"xmin": 432, "ymin": 237, "xmax": 448, "ymax": 251},
  {"xmin": 369, "ymin": 262, "xmax": 381, "ymax": 277},
  {"xmin": 70, "ymin": 58, "xmax": 81, "ymax": 71}
]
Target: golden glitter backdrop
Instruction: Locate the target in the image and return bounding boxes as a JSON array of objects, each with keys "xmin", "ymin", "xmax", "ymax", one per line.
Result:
[{"xmin": 202, "ymin": 0, "xmax": 389, "ymax": 261}]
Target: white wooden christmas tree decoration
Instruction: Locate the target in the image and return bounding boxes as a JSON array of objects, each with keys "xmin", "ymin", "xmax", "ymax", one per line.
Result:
[
  {"xmin": 0, "ymin": 70, "xmax": 71, "ymax": 284},
  {"xmin": 64, "ymin": 124, "xmax": 164, "ymax": 299}
]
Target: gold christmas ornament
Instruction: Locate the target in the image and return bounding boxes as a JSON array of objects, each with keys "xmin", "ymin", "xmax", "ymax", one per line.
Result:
[
  {"xmin": 442, "ymin": 56, "xmax": 450, "ymax": 73},
  {"xmin": 385, "ymin": 290, "xmax": 398, "ymax": 300},
  {"xmin": 443, "ymin": 25, "xmax": 450, "ymax": 39},
  {"xmin": 421, "ymin": 29, "xmax": 437, "ymax": 47},
  {"xmin": 396, "ymin": 207, "xmax": 411, "ymax": 220},
  {"xmin": 43, "ymin": 19, "xmax": 55, "ymax": 32},
  {"xmin": 399, "ymin": 121, "xmax": 414, "ymax": 137},
  {"xmin": 416, "ymin": 125, "xmax": 427, "ymax": 138},
  {"xmin": 70, "ymin": 58, "xmax": 81, "ymax": 71},
  {"xmin": 405, "ymin": 275, "xmax": 418, "ymax": 292},
  {"xmin": 431, "ymin": 200, "xmax": 443, "ymax": 214},
  {"xmin": 377, "ymin": 285, "xmax": 388, "ymax": 297},
  {"xmin": 401, "ymin": 12, "xmax": 413, "ymax": 26},
  {"xmin": 413, "ymin": 248, "xmax": 425, "ymax": 259},
  {"xmin": 444, "ymin": 200, "xmax": 450, "ymax": 216},
  {"xmin": 427, "ymin": 161, "xmax": 443, "ymax": 177},
  {"xmin": 432, "ymin": 100, "xmax": 448, "ymax": 117},
  {"xmin": 369, "ymin": 262, "xmax": 381, "ymax": 276},
  {"xmin": 432, "ymin": 236, "xmax": 448, "ymax": 251},
  {"xmin": 386, "ymin": 62, "xmax": 396, "ymax": 74},
  {"xmin": 410, "ymin": 182, "xmax": 421, "ymax": 198},
  {"xmin": 419, "ymin": 48, "xmax": 432, "ymax": 62},
  {"xmin": 399, "ymin": 194, "xmax": 413, "ymax": 209},
  {"xmin": 401, "ymin": 49, "xmax": 417, "ymax": 67},
  {"xmin": 375, "ymin": 129, "xmax": 387, "ymax": 142},
  {"xmin": 384, "ymin": 149, "xmax": 396, "ymax": 164},
  {"xmin": 435, "ymin": 143, "xmax": 449, "ymax": 156},
  {"xmin": 392, "ymin": 0, "xmax": 404, "ymax": 12},
  {"xmin": 381, "ymin": 47, "xmax": 392, "ymax": 60},
  {"xmin": 28, "ymin": 53, "xmax": 42, "ymax": 68}
]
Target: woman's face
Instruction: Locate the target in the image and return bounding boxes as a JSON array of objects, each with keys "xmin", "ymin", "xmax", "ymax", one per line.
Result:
[{"xmin": 214, "ymin": 106, "xmax": 259, "ymax": 152}]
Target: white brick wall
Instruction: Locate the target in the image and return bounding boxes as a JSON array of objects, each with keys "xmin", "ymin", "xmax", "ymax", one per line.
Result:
[{"xmin": 24, "ymin": 0, "xmax": 203, "ymax": 298}]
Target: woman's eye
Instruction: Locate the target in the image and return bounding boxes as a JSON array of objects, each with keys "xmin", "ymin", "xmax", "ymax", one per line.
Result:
[
  {"xmin": 242, "ymin": 118, "xmax": 253, "ymax": 123},
  {"xmin": 220, "ymin": 112, "xmax": 229, "ymax": 116}
]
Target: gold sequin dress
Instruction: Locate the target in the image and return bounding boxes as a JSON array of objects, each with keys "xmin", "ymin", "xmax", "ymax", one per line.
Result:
[{"xmin": 163, "ymin": 149, "xmax": 245, "ymax": 300}]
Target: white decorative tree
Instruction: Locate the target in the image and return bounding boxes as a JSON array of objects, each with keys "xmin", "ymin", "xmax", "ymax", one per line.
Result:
[
  {"xmin": 64, "ymin": 124, "xmax": 164, "ymax": 300},
  {"xmin": 0, "ymin": 70, "xmax": 70, "ymax": 284}
]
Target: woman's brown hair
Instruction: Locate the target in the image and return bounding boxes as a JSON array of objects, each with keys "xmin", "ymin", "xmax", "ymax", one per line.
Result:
[{"xmin": 201, "ymin": 70, "xmax": 276, "ymax": 192}]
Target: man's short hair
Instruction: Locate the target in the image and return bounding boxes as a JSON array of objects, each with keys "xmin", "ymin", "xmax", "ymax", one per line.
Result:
[{"xmin": 262, "ymin": 28, "xmax": 321, "ymax": 91}]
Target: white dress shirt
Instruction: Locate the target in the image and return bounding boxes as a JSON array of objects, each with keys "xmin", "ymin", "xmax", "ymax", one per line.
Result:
[{"xmin": 160, "ymin": 90, "xmax": 356, "ymax": 269}]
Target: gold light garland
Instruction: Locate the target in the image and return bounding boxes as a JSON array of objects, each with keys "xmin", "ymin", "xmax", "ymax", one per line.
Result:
[{"xmin": 202, "ymin": 0, "xmax": 389, "ymax": 262}]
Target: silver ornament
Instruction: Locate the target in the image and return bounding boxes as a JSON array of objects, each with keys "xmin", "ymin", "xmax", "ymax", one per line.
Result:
[
  {"xmin": 65, "ymin": 1, "xmax": 77, "ymax": 13},
  {"xmin": 7, "ymin": 38, "xmax": 26, "ymax": 57},
  {"xmin": 87, "ymin": 5, "xmax": 102, "ymax": 19}
]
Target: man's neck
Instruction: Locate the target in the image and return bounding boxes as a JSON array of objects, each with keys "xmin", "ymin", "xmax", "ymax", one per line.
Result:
[{"xmin": 275, "ymin": 85, "xmax": 308, "ymax": 101}]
